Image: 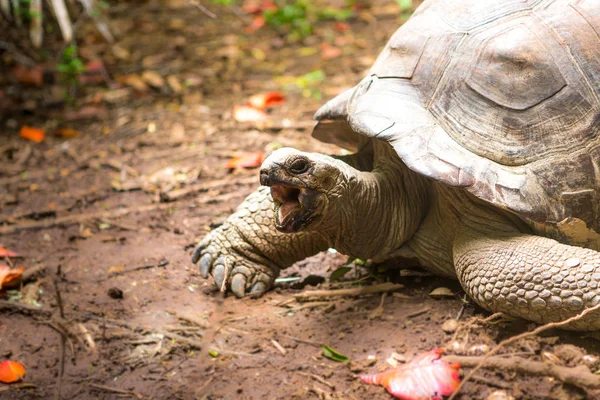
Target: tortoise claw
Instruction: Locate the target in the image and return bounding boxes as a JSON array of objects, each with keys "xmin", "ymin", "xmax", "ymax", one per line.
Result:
[
  {"xmin": 231, "ymin": 274, "xmax": 247, "ymax": 298},
  {"xmin": 199, "ymin": 253, "xmax": 213, "ymax": 278},
  {"xmin": 250, "ymin": 281, "xmax": 267, "ymax": 295}
]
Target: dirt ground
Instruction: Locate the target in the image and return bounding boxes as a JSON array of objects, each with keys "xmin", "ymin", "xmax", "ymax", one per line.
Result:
[{"xmin": 1, "ymin": 1, "xmax": 600, "ymax": 399}]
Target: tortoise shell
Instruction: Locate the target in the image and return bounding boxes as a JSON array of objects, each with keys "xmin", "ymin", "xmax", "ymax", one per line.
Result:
[{"xmin": 313, "ymin": 0, "xmax": 600, "ymax": 234}]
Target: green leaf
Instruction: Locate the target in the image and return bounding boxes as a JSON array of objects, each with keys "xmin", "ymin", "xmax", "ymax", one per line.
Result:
[
  {"xmin": 321, "ymin": 345, "xmax": 349, "ymax": 363},
  {"xmin": 329, "ymin": 266, "xmax": 352, "ymax": 282},
  {"xmin": 396, "ymin": 0, "xmax": 413, "ymax": 11},
  {"xmin": 209, "ymin": 349, "xmax": 219, "ymax": 358}
]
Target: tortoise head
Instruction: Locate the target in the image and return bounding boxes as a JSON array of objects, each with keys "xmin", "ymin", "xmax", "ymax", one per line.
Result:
[{"xmin": 260, "ymin": 148, "xmax": 346, "ymax": 233}]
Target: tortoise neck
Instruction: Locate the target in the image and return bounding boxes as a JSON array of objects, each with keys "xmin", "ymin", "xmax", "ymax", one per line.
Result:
[{"xmin": 328, "ymin": 142, "xmax": 431, "ymax": 259}]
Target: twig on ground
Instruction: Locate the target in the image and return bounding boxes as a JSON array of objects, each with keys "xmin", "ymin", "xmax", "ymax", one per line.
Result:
[
  {"xmin": 406, "ymin": 306, "xmax": 431, "ymax": 319},
  {"xmin": 89, "ymin": 384, "xmax": 142, "ymax": 399},
  {"xmin": 52, "ymin": 280, "xmax": 66, "ymax": 400},
  {"xmin": 445, "ymin": 355, "xmax": 600, "ymax": 389},
  {"xmin": 298, "ymin": 372, "xmax": 335, "ymax": 389},
  {"xmin": 0, "ymin": 202, "xmax": 206, "ymax": 235},
  {"xmin": 77, "ymin": 323, "xmax": 97, "ymax": 354},
  {"xmin": 21, "ymin": 264, "xmax": 47, "ymax": 283},
  {"xmin": 275, "ymin": 298, "xmax": 296, "ymax": 307},
  {"xmin": 448, "ymin": 303, "xmax": 600, "ymax": 399},
  {"xmin": 210, "ymin": 347, "xmax": 264, "ymax": 358},
  {"xmin": 294, "ymin": 282, "xmax": 404, "ymax": 302},
  {"xmin": 219, "ymin": 315, "xmax": 249, "ymax": 324},
  {"xmin": 98, "ymin": 218, "xmax": 139, "ymax": 231},
  {"xmin": 368, "ymin": 292, "xmax": 387, "ymax": 319},
  {"xmin": 0, "ymin": 382, "xmax": 38, "ymax": 392},
  {"xmin": 88, "ymin": 159, "xmax": 139, "ymax": 177},
  {"xmin": 84, "ymin": 315, "xmax": 203, "ymax": 349},
  {"xmin": 104, "ymin": 260, "xmax": 168, "ymax": 279},
  {"xmin": 271, "ymin": 339, "xmax": 287, "ymax": 355},
  {"xmin": 456, "ymin": 303, "xmax": 466, "ymax": 320},
  {"xmin": 166, "ymin": 309, "xmax": 210, "ymax": 329},
  {"xmin": 450, "ymin": 312, "xmax": 504, "ymax": 345},
  {"xmin": 160, "ymin": 175, "xmax": 255, "ymax": 202},
  {"xmin": 0, "ymin": 40, "xmax": 36, "ymax": 66},
  {"xmin": 198, "ymin": 376, "xmax": 214, "ymax": 394},
  {"xmin": 187, "ymin": 0, "xmax": 216, "ymax": 18},
  {"xmin": 0, "ymin": 300, "xmax": 53, "ymax": 317},
  {"xmin": 282, "ymin": 335, "xmax": 323, "ymax": 347},
  {"xmin": 279, "ymin": 301, "xmax": 332, "ymax": 315},
  {"xmin": 469, "ymin": 374, "xmax": 511, "ymax": 390},
  {"xmin": 310, "ymin": 385, "xmax": 333, "ymax": 400}
]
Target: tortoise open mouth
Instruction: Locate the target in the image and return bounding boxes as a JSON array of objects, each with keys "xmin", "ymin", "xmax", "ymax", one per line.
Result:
[{"xmin": 270, "ymin": 184, "xmax": 317, "ymax": 233}]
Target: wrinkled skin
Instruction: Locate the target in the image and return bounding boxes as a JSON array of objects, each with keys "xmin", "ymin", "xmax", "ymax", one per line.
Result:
[{"xmin": 193, "ymin": 139, "xmax": 600, "ymax": 330}]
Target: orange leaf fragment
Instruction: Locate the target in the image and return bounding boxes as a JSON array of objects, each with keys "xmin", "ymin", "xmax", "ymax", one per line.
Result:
[
  {"xmin": 19, "ymin": 126, "xmax": 45, "ymax": 143},
  {"xmin": 233, "ymin": 105, "xmax": 268, "ymax": 122},
  {"xmin": 0, "ymin": 248, "xmax": 18, "ymax": 257},
  {"xmin": 360, "ymin": 348, "xmax": 461, "ymax": 400},
  {"xmin": 246, "ymin": 15, "xmax": 266, "ymax": 33},
  {"xmin": 78, "ymin": 60, "xmax": 107, "ymax": 85},
  {"xmin": 56, "ymin": 128, "xmax": 81, "ymax": 138},
  {"xmin": 0, "ymin": 360, "xmax": 26, "ymax": 383},
  {"xmin": 226, "ymin": 152, "xmax": 264, "ymax": 169},
  {"xmin": 242, "ymin": 0, "xmax": 278, "ymax": 14},
  {"xmin": 334, "ymin": 22, "xmax": 350, "ymax": 32},
  {"xmin": 10, "ymin": 65, "xmax": 45, "ymax": 87},
  {"xmin": 248, "ymin": 91, "xmax": 285, "ymax": 110},
  {"xmin": 320, "ymin": 43, "xmax": 343, "ymax": 60},
  {"xmin": 0, "ymin": 265, "xmax": 24, "ymax": 290}
]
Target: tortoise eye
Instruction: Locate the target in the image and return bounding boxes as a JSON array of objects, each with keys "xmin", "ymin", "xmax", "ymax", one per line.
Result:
[{"xmin": 289, "ymin": 158, "xmax": 310, "ymax": 174}]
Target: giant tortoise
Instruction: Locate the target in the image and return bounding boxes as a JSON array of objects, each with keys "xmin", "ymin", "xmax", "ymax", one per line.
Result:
[{"xmin": 193, "ymin": 0, "xmax": 600, "ymax": 330}]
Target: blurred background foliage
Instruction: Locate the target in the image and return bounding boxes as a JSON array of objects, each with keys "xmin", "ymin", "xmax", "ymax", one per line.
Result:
[{"xmin": 0, "ymin": 0, "xmax": 415, "ymax": 111}]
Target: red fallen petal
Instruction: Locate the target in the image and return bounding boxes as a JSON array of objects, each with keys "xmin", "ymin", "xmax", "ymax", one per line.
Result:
[
  {"xmin": 334, "ymin": 22, "xmax": 350, "ymax": 32},
  {"xmin": 226, "ymin": 152, "xmax": 264, "ymax": 169},
  {"xmin": 233, "ymin": 105, "xmax": 268, "ymax": 122},
  {"xmin": 77, "ymin": 60, "xmax": 107, "ymax": 85},
  {"xmin": 246, "ymin": 15, "xmax": 266, "ymax": 33},
  {"xmin": 0, "ymin": 248, "xmax": 18, "ymax": 257},
  {"xmin": 0, "ymin": 265, "xmax": 24, "ymax": 290},
  {"xmin": 56, "ymin": 128, "xmax": 81, "ymax": 138},
  {"xmin": 19, "ymin": 126, "xmax": 45, "ymax": 143},
  {"xmin": 360, "ymin": 348, "xmax": 461, "ymax": 400},
  {"xmin": 0, "ymin": 360, "xmax": 26, "ymax": 383},
  {"xmin": 320, "ymin": 43, "xmax": 343, "ymax": 60},
  {"xmin": 10, "ymin": 65, "xmax": 45, "ymax": 87},
  {"xmin": 248, "ymin": 91, "xmax": 285, "ymax": 110},
  {"xmin": 242, "ymin": 0, "xmax": 277, "ymax": 14}
]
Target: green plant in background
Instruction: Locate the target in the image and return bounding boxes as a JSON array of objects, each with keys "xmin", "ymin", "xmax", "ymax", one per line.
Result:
[
  {"xmin": 14, "ymin": 0, "xmax": 39, "ymax": 23},
  {"xmin": 263, "ymin": 0, "xmax": 313, "ymax": 39},
  {"xmin": 296, "ymin": 69, "xmax": 325, "ymax": 99},
  {"xmin": 276, "ymin": 69, "xmax": 325, "ymax": 99},
  {"xmin": 58, "ymin": 44, "xmax": 85, "ymax": 102},
  {"xmin": 90, "ymin": 0, "xmax": 110, "ymax": 17},
  {"xmin": 264, "ymin": 0, "xmax": 354, "ymax": 40},
  {"xmin": 209, "ymin": 0, "xmax": 354, "ymax": 40},
  {"xmin": 58, "ymin": 44, "xmax": 85, "ymax": 85},
  {"xmin": 396, "ymin": 0, "xmax": 414, "ymax": 19}
]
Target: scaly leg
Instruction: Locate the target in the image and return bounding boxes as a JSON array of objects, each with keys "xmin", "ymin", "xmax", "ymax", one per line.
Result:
[
  {"xmin": 192, "ymin": 186, "xmax": 329, "ymax": 297},
  {"xmin": 454, "ymin": 228, "xmax": 600, "ymax": 330}
]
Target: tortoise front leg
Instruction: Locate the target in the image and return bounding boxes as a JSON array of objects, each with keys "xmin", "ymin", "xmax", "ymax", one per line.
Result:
[
  {"xmin": 192, "ymin": 186, "xmax": 329, "ymax": 297},
  {"xmin": 453, "ymin": 228, "xmax": 600, "ymax": 330}
]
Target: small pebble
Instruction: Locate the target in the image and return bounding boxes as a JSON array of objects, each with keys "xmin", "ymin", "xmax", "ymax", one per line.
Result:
[
  {"xmin": 429, "ymin": 287, "xmax": 454, "ymax": 299},
  {"xmin": 487, "ymin": 390, "xmax": 515, "ymax": 400},
  {"xmin": 441, "ymin": 318, "xmax": 458, "ymax": 333},
  {"xmin": 107, "ymin": 287, "xmax": 124, "ymax": 299}
]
